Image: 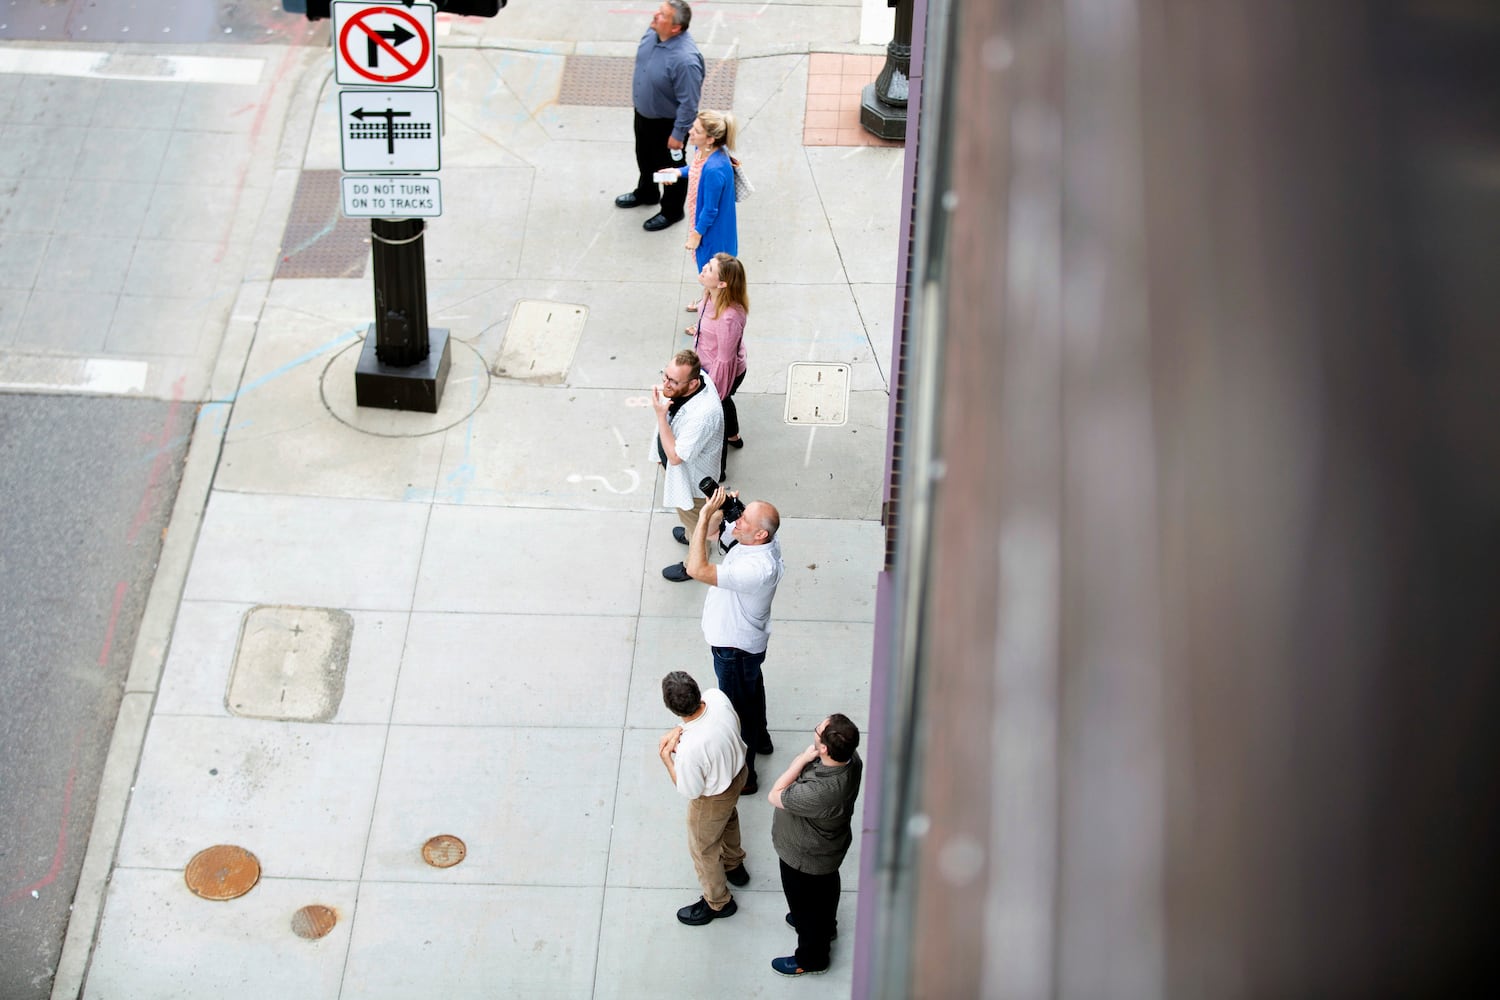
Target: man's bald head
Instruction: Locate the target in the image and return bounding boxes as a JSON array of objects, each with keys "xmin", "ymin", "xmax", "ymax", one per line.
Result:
[{"xmin": 732, "ymin": 500, "xmax": 779, "ymax": 546}]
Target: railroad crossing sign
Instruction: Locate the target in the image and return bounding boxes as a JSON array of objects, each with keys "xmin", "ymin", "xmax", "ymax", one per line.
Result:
[
  {"xmin": 333, "ymin": 1, "xmax": 436, "ymax": 89},
  {"xmin": 339, "ymin": 89, "xmax": 441, "ymax": 172}
]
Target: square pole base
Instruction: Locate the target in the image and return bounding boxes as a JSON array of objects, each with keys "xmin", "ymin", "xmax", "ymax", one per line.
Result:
[
  {"xmin": 859, "ymin": 82, "xmax": 908, "ymax": 141},
  {"xmin": 354, "ymin": 326, "xmax": 451, "ymax": 413}
]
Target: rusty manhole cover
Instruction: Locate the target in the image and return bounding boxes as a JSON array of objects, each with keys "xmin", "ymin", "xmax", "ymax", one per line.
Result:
[
  {"xmin": 184, "ymin": 845, "xmax": 261, "ymax": 901},
  {"xmin": 291, "ymin": 904, "xmax": 339, "ymax": 940},
  {"xmin": 422, "ymin": 834, "xmax": 466, "ymax": 868}
]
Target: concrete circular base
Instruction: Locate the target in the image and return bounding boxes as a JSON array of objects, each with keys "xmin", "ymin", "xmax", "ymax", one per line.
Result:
[{"xmin": 320, "ymin": 333, "xmax": 491, "ymax": 437}]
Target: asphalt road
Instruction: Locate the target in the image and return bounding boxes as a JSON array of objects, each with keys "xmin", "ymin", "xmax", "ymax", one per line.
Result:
[{"xmin": 0, "ymin": 393, "xmax": 188, "ymax": 1000}]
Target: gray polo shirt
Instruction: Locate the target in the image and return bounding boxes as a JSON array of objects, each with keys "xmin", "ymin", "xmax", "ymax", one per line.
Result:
[
  {"xmin": 771, "ymin": 751, "xmax": 863, "ymax": 875},
  {"xmin": 631, "ymin": 28, "xmax": 705, "ymax": 141}
]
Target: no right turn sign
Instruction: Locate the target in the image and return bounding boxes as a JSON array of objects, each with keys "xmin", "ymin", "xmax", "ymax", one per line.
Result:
[{"xmin": 333, "ymin": 1, "xmax": 437, "ymax": 89}]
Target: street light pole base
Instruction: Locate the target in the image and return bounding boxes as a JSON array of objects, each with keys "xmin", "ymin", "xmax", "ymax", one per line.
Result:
[
  {"xmin": 859, "ymin": 82, "xmax": 908, "ymax": 141},
  {"xmin": 354, "ymin": 325, "xmax": 451, "ymax": 413}
]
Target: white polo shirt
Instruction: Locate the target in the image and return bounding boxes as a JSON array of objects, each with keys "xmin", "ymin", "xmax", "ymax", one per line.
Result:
[
  {"xmin": 701, "ymin": 532, "xmax": 784, "ymax": 654},
  {"xmin": 655, "ymin": 373, "xmax": 724, "ymax": 511}
]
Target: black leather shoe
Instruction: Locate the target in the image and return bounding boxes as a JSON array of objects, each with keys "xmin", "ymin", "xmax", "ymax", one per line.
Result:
[
  {"xmin": 643, "ymin": 213, "xmax": 682, "ymax": 232},
  {"xmin": 725, "ymin": 863, "xmax": 750, "ymax": 887},
  {"xmin": 615, "ymin": 192, "xmax": 657, "ymax": 209},
  {"xmin": 740, "ymin": 777, "xmax": 758, "ymax": 796},
  {"xmin": 677, "ymin": 896, "xmax": 737, "ymax": 925},
  {"xmin": 662, "ymin": 562, "xmax": 690, "ymax": 582},
  {"xmin": 754, "ymin": 739, "xmax": 774, "ymax": 755},
  {"xmin": 673, "ymin": 526, "xmax": 689, "ymax": 545}
]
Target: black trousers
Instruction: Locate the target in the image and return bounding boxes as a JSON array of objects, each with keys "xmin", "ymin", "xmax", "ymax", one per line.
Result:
[
  {"xmin": 720, "ymin": 369, "xmax": 746, "ymax": 478},
  {"xmin": 780, "ymin": 858, "xmax": 840, "ymax": 971},
  {"xmin": 632, "ymin": 111, "xmax": 687, "ymax": 220},
  {"xmin": 722, "ymin": 370, "xmax": 746, "ymax": 439}
]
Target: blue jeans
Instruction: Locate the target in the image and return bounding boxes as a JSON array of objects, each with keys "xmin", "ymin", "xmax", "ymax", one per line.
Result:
[{"xmin": 712, "ymin": 645, "xmax": 769, "ymax": 780}]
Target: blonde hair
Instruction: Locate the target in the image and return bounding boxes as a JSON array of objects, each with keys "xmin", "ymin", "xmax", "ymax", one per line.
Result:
[{"xmin": 696, "ymin": 109, "xmax": 738, "ymax": 152}]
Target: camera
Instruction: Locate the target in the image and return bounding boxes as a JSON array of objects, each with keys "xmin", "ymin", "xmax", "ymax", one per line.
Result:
[{"xmin": 699, "ymin": 477, "xmax": 746, "ymax": 522}]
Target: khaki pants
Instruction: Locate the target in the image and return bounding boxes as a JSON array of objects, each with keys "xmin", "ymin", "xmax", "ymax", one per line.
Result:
[
  {"xmin": 686, "ymin": 764, "xmax": 748, "ymax": 908},
  {"xmin": 677, "ymin": 495, "xmax": 708, "ymax": 535}
]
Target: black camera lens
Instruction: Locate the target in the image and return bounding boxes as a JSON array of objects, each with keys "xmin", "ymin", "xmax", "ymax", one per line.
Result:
[{"xmin": 699, "ymin": 477, "xmax": 746, "ymax": 522}]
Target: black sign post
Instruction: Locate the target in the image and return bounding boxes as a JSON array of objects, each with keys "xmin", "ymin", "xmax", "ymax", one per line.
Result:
[
  {"xmin": 353, "ymin": 217, "xmax": 450, "ymax": 412},
  {"xmin": 329, "ymin": 2, "xmax": 449, "ymax": 413}
]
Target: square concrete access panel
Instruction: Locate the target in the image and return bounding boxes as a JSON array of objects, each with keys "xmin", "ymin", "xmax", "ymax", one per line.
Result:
[
  {"xmin": 227, "ymin": 605, "xmax": 353, "ymax": 721},
  {"xmin": 492, "ymin": 299, "xmax": 588, "ymax": 383},
  {"xmin": 785, "ymin": 361, "xmax": 851, "ymax": 425}
]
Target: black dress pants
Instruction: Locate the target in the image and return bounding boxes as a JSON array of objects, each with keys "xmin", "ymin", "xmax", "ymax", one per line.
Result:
[
  {"xmin": 720, "ymin": 369, "xmax": 746, "ymax": 479},
  {"xmin": 780, "ymin": 858, "xmax": 840, "ymax": 971},
  {"xmin": 632, "ymin": 110, "xmax": 687, "ymax": 220}
]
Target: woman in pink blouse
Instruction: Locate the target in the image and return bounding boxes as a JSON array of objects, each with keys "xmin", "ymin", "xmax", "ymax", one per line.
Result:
[{"xmin": 686, "ymin": 252, "xmax": 750, "ymax": 477}]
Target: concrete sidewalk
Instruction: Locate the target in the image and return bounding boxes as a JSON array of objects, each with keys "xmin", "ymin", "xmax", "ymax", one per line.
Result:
[{"xmin": 59, "ymin": 3, "xmax": 900, "ymax": 996}]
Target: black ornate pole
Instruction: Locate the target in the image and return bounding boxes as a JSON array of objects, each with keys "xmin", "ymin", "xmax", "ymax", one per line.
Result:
[
  {"xmin": 860, "ymin": 0, "xmax": 913, "ymax": 140},
  {"xmin": 354, "ymin": 216, "xmax": 451, "ymax": 412},
  {"xmin": 371, "ymin": 218, "xmax": 430, "ymax": 366}
]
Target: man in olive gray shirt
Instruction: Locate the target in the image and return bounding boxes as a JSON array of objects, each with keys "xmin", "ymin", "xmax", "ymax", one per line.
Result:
[{"xmin": 766, "ymin": 713, "xmax": 863, "ymax": 977}]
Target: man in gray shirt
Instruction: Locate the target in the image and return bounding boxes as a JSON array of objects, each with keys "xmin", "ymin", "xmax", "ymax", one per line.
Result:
[
  {"xmin": 614, "ymin": 0, "xmax": 704, "ymax": 232},
  {"xmin": 767, "ymin": 714, "xmax": 863, "ymax": 977}
]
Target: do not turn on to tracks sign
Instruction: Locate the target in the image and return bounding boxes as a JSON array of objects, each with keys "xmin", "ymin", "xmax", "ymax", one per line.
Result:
[{"xmin": 333, "ymin": 1, "xmax": 437, "ymax": 89}]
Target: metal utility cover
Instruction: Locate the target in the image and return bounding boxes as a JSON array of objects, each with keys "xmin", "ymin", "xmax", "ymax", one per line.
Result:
[
  {"xmin": 184, "ymin": 845, "xmax": 261, "ymax": 901},
  {"xmin": 291, "ymin": 904, "xmax": 339, "ymax": 939},
  {"xmin": 785, "ymin": 362, "xmax": 851, "ymax": 426},
  {"xmin": 492, "ymin": 300, "xmax": 588, "ymax": 384},
  {"xmin": 339, "ymin": 89, "xmax": 441, "ymax": 173},
  {"xmin": 227, "ymin": 605, "xmax": 353, "ymax": 722},
  {"xmin": 422, "ymin": 834, "xmax": 467, "ymax": 868}
]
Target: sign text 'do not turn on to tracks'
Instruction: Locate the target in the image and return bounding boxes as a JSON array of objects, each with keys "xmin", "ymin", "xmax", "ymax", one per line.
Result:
[{"xmin": 333, "ymin": 1, "xmax": 436, "ymax": 89}]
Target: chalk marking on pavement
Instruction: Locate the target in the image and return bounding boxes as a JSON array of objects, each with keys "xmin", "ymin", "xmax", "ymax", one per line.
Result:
[
  {"xmin": 190, "ymin": 331, "xmax": 357, "ymax": 428},
  {"xmin": 218, "ymin": 42, "xmax": 299, "ymax": 263},
  {"xmin": 0, "ymin": 49, "xmax": 263, "ymax": 85},
  {"xmin": 196, "ymin": 401, "xmax": 230, "ymax": 432},
  {"xmin": 1, "ymin": 736, "xmax": 78, "ymax": 905},
  {"xmin": 127, "ymin": 375, "xmax": 187, "ymax": 543},
  {"xmin": 611, "ymin": 425, "xmax": 630, "ymax": 461},
  {"xmin": 566, "ymin": 470, "xmax": 641, "ymax": 494},
  {"xmin": 803, "ymin": 424, "xmax": 818, "ymax": 468},
  {"xmin": 96, "ymin": 582, "xmax": 129, "ymax": 668},
  {"xmin": 437, "ymin": 363, "xmax": 488, "ymax": 503},
  {"xmin": 577, "ymin": 227, "xmax": 603, "ymax": 265},
  {"xmin": 234, "ymin": 330, "xmax": 361, "ymax": 399},
  {"xmin": 704, "ymin": 11, "xmax": 726, "ymax": 46}
]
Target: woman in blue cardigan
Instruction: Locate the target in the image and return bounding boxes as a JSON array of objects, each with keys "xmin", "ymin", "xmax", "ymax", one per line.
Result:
[{"xmin": 666, "ymin": 110, "xmax": 739, "ymax": 295}]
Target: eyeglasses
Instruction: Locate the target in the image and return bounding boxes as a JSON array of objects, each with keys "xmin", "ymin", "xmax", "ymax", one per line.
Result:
[
  {"xmin": 661, "ymin": 370, "xmax": 690, "ymax": 388},
  {"xmin": 812, "ymin": 727, "xmax": 825, "ymax": 746}
]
